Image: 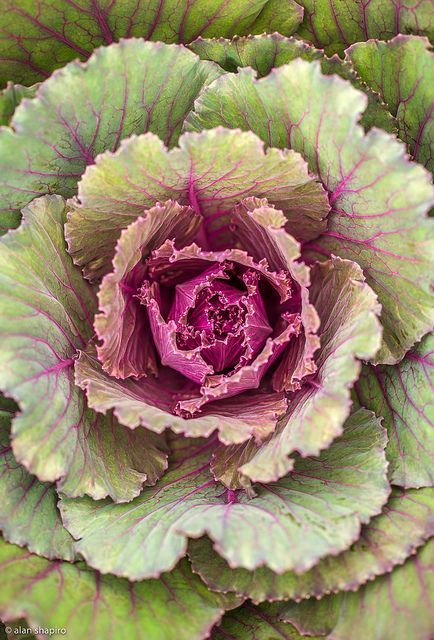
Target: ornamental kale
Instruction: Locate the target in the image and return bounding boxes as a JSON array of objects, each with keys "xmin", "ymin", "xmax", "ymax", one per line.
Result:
[{"xmin": 0, "ymin": 3, "xmax": 433, "ymax": 640}]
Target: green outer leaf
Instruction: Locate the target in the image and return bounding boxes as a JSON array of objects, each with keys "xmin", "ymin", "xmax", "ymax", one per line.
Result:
[
  {"xmin": 212, "ymin": 603, "xmax": 318, "ymax": 640},
  {"xmin": 0, "ymin": 0, "xmax": 303, "ymax": 87},
  {"xmin": 245, "ymin": 0, "xmax": 303, "ymax": 36},
  {"xmin": 294, "ymin": 0, "xmax": 434, "ymax": 56},
  {"xmin": 0, "ymin": 195, "xmax": 168, "ymax": 502},
  {"xmin": 0, "ymin": 83, "xmax": 37, "ymax": 126},
  {"xmin": 354, "ymin": 332, "xmax": 434, "ymax": 489},
  {"xmin": 189, "ymin": 34, "xmax": 396, "ymax": 134},
  {"xmin": 0, "ymin": 538, "xmax": 238, "ymax": 640},
  {"xmin": 280, "ymin": 540, "xmax": 434, "ymax": 640},
  {"xmin": 230, "ymin": 257, "xmax": 381, "ymax": 483},
  {"xmin": 59, "ymin": 409, "xmax": 389, "ymax": 580},
  {"xmin": 0, "ymin": 81, "xmax": 37, "ymax": 234},
  {"xmin": 347, "ymin": 35, "xmax": 434, "ymax": 171},
  {"xmin": 66, "ymin": 127, "xmax": 328, "ymax": 281},
  {"xmin": 0, "ymin": 411, "xmax": 75, "ymax": 561},
  {"xmin": 189, "ymin": 33, "xmax": 323, "ymax": 76},
  {"xmin": 0, "ymin": 39, "xmax": 221, "ymax": 233},
  {"xmin": 189, "ymin": 487, "xmax": 434, "ymax": 603},
  {"xmin": 186, "ymin": 59, "xmax": 434, "ymax": 363}
]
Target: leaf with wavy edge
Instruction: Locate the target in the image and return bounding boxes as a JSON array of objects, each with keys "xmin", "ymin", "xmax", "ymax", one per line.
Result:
[
  {"xmin": 212, "ymin": 603, "xmax": 315, "ymax": 640},
  {"xmin": 59, "ymin": 409, "xmax": 388, "ymax": 580},
  {"xmin": 0, "ymin": 538, "xmax": 238, "ymax": 640},
  {"xmin": 280, "ymin": 540, "xmax": 434, "ymax": 640},
  {"xmin": 0, "ymin": 407, "xmax": 75, "ymax": 561},
  {"xmin": 95, "ymin": 200, "xmax": 201, "ymax": 379},
  {"xmin": 94, "ymin": 199, "xmax": 318, "ymax": 416},
  {"xmin": 76, "ymin": 343, "xmax": 287, "ymax": 445},
  {"xmin": 354, "ymin": 332, "xmax": 434, "ymax": 489},
  {"xmin": 0, "ymin": 40, "xmax": 221, "ymax": 233},
  {"xmin": 347, "ymin": 35, "xmax": 434, "ymax": 171},
  {"xmin": 0, "ymin": 0, "xmax": 303, "ymax": 87},
  {"xmin": 232, "ymin": 198, "xmax": 320, "ymax": 395},
  {"xmin": 0, "ymin": 195, "xmax": 168, "ymax": 501},
  {"xmin": 217, "ymin": 257, "xmax": 381, "ymax": 485},
  {"xmin": 189, "ymin": 34, "xmax": 396, "ymax": 135},
  {"xmin": 186, "ymin": 59, "xmax": 434, "ymax": 364},
  {"xmin": 66, "ymin": 127, "xmax": 328, "ymax": 281},
  {"xmin": 294, "ymin": 0, "xmax": 434, "ymax": 56},
  {"xmin": 189, "ymin": 487, "xmax": 434, "ymax": 603}
]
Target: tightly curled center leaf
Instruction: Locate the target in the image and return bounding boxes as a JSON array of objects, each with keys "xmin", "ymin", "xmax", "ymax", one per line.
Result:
[{"xmin": 94, "ymin": 194, "xmax": 316, "ymax": 422}]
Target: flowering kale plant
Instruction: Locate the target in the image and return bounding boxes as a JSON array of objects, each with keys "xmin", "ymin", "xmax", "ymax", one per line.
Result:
[{"xmin": 0, "ymin": 2, "xmax": 433, "ymax": 639}]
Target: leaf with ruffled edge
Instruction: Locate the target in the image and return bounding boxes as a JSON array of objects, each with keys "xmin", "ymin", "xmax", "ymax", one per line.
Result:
[
  {"xmin": 85, "ymin": 196, "xmax": 319, "ymax": 441},
  {"xmin": 354, "ymin": 332, "xmax": 434, "ymax": 489},
  {"xmin": 186, "ymin": 59, "xmax": 434, "ymax": 364},
  {"xmin": 59, "ymin": 409, "xmax": 388, "ymax": 580},
  {"xmin": 212, "ymin": 603, "xmax": 315, "ymax": 640},
  {"xmin": 95, "ymin": 200, "xmax": 201, "ymax": 379},
  {"xmin": 189, "ymin": 34, "xmax": 396, "ymax": 134},
  {"xmin": 212, "ymin": 257, "xmax": 381, "ymax": 485},
  {"xmin": 0, "ymin": 39, "xmax": 222, "ymax": 234},
  {"xmin": 280, "ymin": 540, "xmax": 434, "ymax": 640},
  {"xmin": 294, "ymin": 0, "xmax": 434, "ymax": 56},
  {"xmin": 76, "ymin": 343, "xmax": 288, "ymax": 445},
  {"xmin": 189, "ymin": 486, "xmax": 433, "ymax": 603},
  {"xmin": 189, "ymin": 33, "xmax": 323, "ymax": 77},
  {"xmin": 0, "ymin": 0, "xmax": 303, "ymax": 87},
  {"xmin": 347, "ymin": 35, "xmax": 434, "ymax": 171},
  {"xmin": 0, "ymin": 538, "xmax": 239, "ymax": 640},
  {"xmin": 0, "ymin": 400, "xmax": 75, "ymax": 561},
  {"xmin": 66, "ymin": 127, "xmax": 328, "ymax": 281},
  {"xmin": 0, "ymin": 195, "xmax": 168, "ymax": 502}
]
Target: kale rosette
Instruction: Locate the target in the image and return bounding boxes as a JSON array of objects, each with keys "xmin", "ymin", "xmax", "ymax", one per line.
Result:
[{"xmin": 0, "ymin": 13, "xmax": 432, "ymax": 640}]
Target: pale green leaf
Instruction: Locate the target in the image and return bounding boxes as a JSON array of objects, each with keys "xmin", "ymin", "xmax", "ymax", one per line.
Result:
[
  {"xmin": 189, "ymin": 487, "xmax": 434, "ymax": 603},
  {"xmin": 59, "ymin": 409, "xmax": 388, "ymax": 579},
  {"xmin": 0, "ymin": 195, "xmax": 167, "ymax": 501},
  {"xmin": 186, "ymin": 59, "xmax": 434, "ymax": 363},
  {"xmin": 0, "ymin": 40, "xmax": 221, "ymax": 234},
  {"xmin": 66, "ymin": 127, "xmax": 328, "ymax": 281},
  {"xmin": 0, "ymin": 406, "xmax": 75, "ymax": 561},
  {"xmin": 225, "ymin": 258, "xmax": 381, "ymax": 483}
]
